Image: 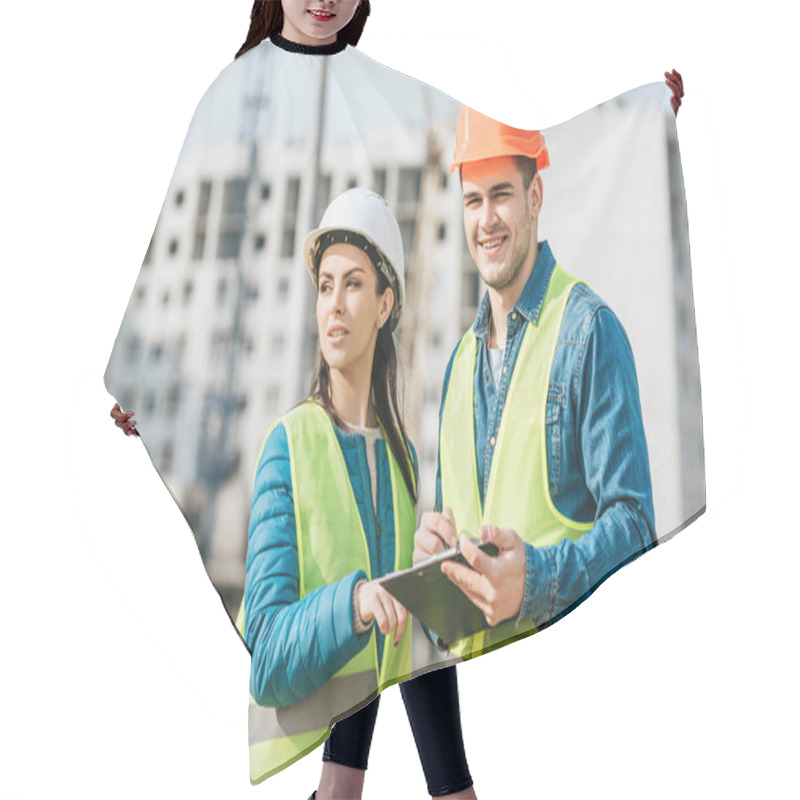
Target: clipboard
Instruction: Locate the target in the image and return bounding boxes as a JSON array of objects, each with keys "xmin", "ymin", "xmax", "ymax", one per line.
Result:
[{"xmin": 380, "ymin": 538, "xmax": 499, "ymax": 647}]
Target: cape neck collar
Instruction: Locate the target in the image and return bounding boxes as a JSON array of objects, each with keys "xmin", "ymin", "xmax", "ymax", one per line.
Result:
[{"xmin": 270, "ymin": 32, "xmax": 348, "ymax": 55}]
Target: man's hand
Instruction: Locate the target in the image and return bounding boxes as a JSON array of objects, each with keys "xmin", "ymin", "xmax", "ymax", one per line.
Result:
[
  {"xmin": 441, "ymin": 525, "xmax": 527, "ymax": 627},
  {"xmin": 413, "ymin": 506, "xmax": 458, "ymax": 564}
]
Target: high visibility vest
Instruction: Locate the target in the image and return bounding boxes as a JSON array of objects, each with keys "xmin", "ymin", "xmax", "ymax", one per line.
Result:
[
  {"xmin": 439, "ymin": 264, "xmax": 593, "ymax": 661},
  {"xmin": 236, "ymin": 401, "xmax": 415, "ymax": 784}
]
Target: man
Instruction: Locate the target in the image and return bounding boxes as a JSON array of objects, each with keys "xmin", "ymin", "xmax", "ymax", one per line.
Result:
[{"xmin": 414, "ymin": 106, "xmax": 656, "ymax": 659}]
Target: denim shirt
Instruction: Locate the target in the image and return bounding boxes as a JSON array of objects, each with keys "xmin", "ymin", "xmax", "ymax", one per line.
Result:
[{"xmin": 435, "ymin": 241, "xmax": 656, "ymax": 630}]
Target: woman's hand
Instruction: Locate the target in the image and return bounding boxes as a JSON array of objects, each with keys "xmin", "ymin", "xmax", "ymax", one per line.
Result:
[
  {"xmin": 110, "ymin": 402, "xmax": 139, "ymax": 436},
  {"xmin": 665, "ymin": 69, "xmax": 684, "ymax": 116},
  {"xmin": 355, "ymin": 579, "xmax": 407, "ymax": 646}
]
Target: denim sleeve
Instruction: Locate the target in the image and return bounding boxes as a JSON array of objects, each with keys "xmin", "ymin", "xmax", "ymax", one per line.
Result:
[
  {"xmin": 518, "ymin": 306, "xmax": 656, "ymax": 627},
  {"xmin": 244, "ymin": 422, "xmax": 370, "ymax": 707}
]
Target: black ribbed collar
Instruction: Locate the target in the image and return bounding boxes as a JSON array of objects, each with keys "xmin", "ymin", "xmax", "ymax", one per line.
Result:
[{"xmin": 270, "ymin": 33, "xmax": 348, "ymax": 55}]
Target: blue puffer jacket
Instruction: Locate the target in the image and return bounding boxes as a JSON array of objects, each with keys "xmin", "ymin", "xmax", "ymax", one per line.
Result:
[{"xmin": 243, "ymin": 417, "xmax": 418, "ymax": 708}]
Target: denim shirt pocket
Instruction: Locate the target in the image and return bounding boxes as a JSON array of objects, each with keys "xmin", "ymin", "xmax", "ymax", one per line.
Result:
[{"xmin": 546, "ymin": 383, "xmax": 566, "ymax": 498}]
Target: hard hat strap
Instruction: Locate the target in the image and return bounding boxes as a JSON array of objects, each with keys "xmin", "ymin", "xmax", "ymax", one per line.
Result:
[{"xmin": 313, "ymin": 230, "xmax": 399, "ymax": 309}]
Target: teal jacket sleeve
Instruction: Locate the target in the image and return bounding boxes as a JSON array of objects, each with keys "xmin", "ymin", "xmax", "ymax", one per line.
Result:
[{"xmin": 244, "ymin": 422, "xmax": 370, "ymax": 708}]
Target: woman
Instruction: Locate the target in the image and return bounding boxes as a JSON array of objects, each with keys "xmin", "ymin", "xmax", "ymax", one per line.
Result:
[{"xmin": 241, "ymin": 187, "xmax": 475, "ymax": 798}]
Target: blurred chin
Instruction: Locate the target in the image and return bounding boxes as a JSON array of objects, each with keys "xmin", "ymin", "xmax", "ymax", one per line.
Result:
[
  {"xmin": 475, "ymin": 259, "xmax": 504, "ymax": 288},
  {"xmin": 321, "ymin": 347, "xmax": 347, "ymax": 371}
]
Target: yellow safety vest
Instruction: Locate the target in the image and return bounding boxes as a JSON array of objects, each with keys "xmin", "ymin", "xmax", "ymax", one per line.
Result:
[
  {"xmin": 236, "ymin": 400, "xmax": 415, "ymax": 784},
  {"xmin": 440, "ymin": 264, "xmax": 593, "ymax": 660}
]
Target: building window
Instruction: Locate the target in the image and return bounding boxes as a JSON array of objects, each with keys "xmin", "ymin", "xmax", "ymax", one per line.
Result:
[
  {"xmin": 217, "ymin": 178, "xmax": 248, "ymax": 260},
  {"xmin": 193, "ymin": 180, "xmax": 212, "ymax": 262},
  {"xmin": 463, "ymin": 271, "xmax": 481, "ymax": 308},
  {"xmin": 135, "ymin": 285, "xmax": 146, "ymax": 305},
  {"xmin": 314, "ymin": 174, "xmax": 332, "ymax": 225},
  {"xmin": 282, "ymin": 176, "xmax": 301, "ymax": 259},
  {"xmin": 192, "ymin": 232, "xmax": 206, "ymax": 261},
  {"xmin": 285, "ymin": 177, "xmax": 301, "ymax": 216},
  {"xmin": 183, "ymin": 281, "xmax": 194, "ymax": 304},
  {"xmin": 223, "ymin": 178, "xmax": 247, "ymax": 214},
  {"xmin": 169, "ymin": 238, "xmax": 179, "ymax": 256},
  {"xmin": 281, "ymin": 227, "xmax": 296, "ymax": 258},
  {"xmin": 261, "ymin": 183, "xmax": 271, "ymax": 201},
  {"xmin": 441, "ymin": 170, "xmax": 449, "ymax": 190},
  {"xmin": 398, "ymin": 167, "xmax": 423, "ymax": 205},
  {"xmin": 347, "ymin": 176, "xmax": 357, "ymax": 190},
  {"xmin": 166, "ymin": 384, "xmax": 181, "ymax": 417},
  {"xmin": 277, "ymin": 277, "xmax": 290, "ymax": 301},
  {"xmin": 254, "ymin": 233, "xmax": 266, "ymax": 251},
  {"xmin": 161, "ymin": 290, "xmax": 170, "ymax": 307},
  {"xmin": 150, "ymin": 342, "xmax": 164, "ymax": 362},
  {"xmin": 125, "ymin": 336, "xmax": 141, "ymax": 364},
  {"xmin": 174, "ymin": 334, "xmax": 186, "ymax": 365},
  {"xmin": 210, "ymin": 330, "xmax": 229, "ymax": 360},
  {"xmin": 399, "ymin": 219, "xmax": 416, "ymax": 258},
  {"xmin": 143, "ymin": 391, "xmax": 156, "ymax": 414},
  {"xmin": 216, "ymin": 278, "xmax": 227, "ymax": 307},
  {"xmin": 373, "ymin": 168, "xmax": 387, "ymax": 197},
  {"xmin": 175, "ymin": 190, "xmax": 185, "ymax": 207},
  {"xmin": 438, "ymin": 223, "xmax": 447, "ymax": 241},
  {"xmin": 198, "ymin": 181, "xmax": 212, "ymax": 215},
  {"xmin": 217, "ymin": 230, "xmax": 243, "ymax": 260}
]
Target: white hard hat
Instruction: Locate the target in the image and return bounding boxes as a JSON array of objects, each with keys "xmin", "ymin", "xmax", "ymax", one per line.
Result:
[{"xmin": 303, "ymin": 188, "xmax": 406, "ymax": 329}]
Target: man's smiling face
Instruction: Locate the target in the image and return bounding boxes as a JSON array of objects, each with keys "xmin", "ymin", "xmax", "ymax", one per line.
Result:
[{"xmin": 461, "ymin": 156, "xmax": 542, "ymax": 292}]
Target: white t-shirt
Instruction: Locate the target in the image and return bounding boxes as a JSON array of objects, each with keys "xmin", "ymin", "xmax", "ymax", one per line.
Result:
[{"xmin": 488, "ymin": 346, "xmax": 505, "ymax": 388}]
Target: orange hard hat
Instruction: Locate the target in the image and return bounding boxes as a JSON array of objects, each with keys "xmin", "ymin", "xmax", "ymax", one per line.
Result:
[{"xmin": 450, "ymin": 105, "xmax": 550, "ymax": 174}]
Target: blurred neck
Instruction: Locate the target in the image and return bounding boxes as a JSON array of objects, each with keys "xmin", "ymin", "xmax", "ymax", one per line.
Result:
[
  {"xmin": 329, "ymin": 360, "xmax": 377, "ymax": 429},
  {"xmin": 487, "ymin": 242, "xmax": 538, "ymax": 349}
]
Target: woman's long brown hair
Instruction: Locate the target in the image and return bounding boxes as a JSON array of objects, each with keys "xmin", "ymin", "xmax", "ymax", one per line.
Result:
[
  {"xmin": 310, "ymin": 266, "xmax": 418, "ymax": 503},
  {"xmin": 236, "ymin": 1, "xmax": 371, "ymax": 59}
]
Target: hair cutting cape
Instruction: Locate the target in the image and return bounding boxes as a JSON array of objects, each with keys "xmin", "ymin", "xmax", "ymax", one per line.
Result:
[{"xmin": 105, "ymin": 35, "xmax": 704, "ymax": 783}]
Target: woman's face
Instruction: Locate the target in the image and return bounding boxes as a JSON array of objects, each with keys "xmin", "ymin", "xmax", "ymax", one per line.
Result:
[
  {"xmin": 316, "ymin": 242, "xmax": 394, "ymax": 375},
  {"xmin": 281, "ymin": 1, "xmax": 361, "ymax": 46}
]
